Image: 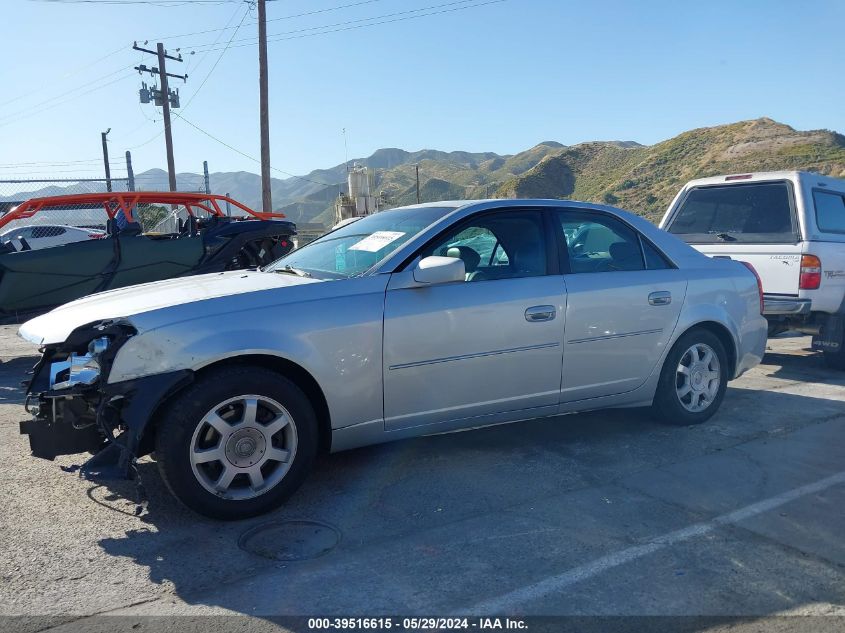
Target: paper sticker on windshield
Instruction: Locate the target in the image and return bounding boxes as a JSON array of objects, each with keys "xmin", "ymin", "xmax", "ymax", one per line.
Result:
[{"xmin": 349, "ymin": 231, "xmax": 405, "ymax": 252}]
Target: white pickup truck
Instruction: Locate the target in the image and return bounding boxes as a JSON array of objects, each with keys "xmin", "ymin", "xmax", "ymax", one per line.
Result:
[{"xmin": 660, "ymin": 171, "xmax": 845, "ymax": 369}]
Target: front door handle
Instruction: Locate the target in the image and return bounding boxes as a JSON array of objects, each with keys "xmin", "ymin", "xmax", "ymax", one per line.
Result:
[
  {"xmin": 525, "ymin": 305, "xmax": 556, "ymax": 322},
  {"xmin": 648, "ymin": 291, "xmax": 672, "ymax": 306}
]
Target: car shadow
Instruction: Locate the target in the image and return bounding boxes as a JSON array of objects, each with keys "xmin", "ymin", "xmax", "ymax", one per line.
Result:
[
  {"xmin": 88, "ymin": 385, "xmax": 845, "ymax": 624},
  {"xmin": 0, "ymin": 354, "xmax": 39, "ymax": 404},
  {"xmin": 760, "ymin": 349, "xmax": 845, "ymax": 387}
]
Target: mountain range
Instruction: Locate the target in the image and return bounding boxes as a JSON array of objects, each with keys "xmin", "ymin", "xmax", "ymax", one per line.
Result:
[{"xmin": 4, "ymin": 118, "xmax": 844, "ymax": 226}]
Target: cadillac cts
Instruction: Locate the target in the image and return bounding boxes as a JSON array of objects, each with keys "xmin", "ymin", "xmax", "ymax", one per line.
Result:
[{"xmin": 19, "ymin": 200, "xmax": 767, "ymax": 519}]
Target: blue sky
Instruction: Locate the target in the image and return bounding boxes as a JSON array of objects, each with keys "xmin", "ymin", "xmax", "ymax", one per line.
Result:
[{"xmin": 2, "ymin": 0, "xmax": 844, "ymax": 183}]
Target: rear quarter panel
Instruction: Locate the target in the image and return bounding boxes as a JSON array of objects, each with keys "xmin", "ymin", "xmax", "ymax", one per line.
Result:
[{"xmin": 675, "ymin": 260, "xmax": 767, "ymax": 378}]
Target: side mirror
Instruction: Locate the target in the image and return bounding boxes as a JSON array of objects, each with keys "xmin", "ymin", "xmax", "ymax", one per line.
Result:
[{"xmin": 413, "ymin": 256, "xmax": 465, "ymax": 285}]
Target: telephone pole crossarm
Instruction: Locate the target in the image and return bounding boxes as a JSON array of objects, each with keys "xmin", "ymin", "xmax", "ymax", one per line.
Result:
[
  {"xmin": 134, "ymin": 42, "xmax": 185, "ymax": 192},
  {"xmin": 133, "ymin": 42, "xmax": 182, "ymax": 62}
]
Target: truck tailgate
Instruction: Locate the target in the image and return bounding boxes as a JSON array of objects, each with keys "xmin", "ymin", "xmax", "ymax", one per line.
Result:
[{"xmin": 690, "ymin": 244, "xmax": 802, "ymax": 296}]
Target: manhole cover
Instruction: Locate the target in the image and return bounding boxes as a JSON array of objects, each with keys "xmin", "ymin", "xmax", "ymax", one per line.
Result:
[{"xmin": 238, "ymin": 520, "xmax": 341, "ymax": 561}]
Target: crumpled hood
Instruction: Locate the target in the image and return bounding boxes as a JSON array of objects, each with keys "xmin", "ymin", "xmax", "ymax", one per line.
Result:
[{"xmin": 19, "ymin": 270, "xmax": 320, "ymax": 345}]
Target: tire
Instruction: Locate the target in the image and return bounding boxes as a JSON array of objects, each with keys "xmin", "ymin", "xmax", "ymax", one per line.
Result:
[
  {"xmin": 651, "ymin": 328, "xmax": 729, "ymax": 426},
  {"xmin": 155, "ymin": 365, "xmax": 318, "ymax": 520},
  {"xmin": 822, "ymin": 347, "xmax": 845, "ymax": 370}
]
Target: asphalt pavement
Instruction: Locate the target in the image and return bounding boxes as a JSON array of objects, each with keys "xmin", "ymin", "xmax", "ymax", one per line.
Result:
[{"xmin": 1, "ymin": 326, "xmax": 843, "ymax": 631}]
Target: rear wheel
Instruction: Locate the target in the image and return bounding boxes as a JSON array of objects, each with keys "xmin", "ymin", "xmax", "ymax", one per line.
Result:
[
  {"xmin": 822, "ymin": 347, "xmax": 845, "ymax": 370},
  {"xmin": 155, "ymin": 366, "xmax": 318, "ymax": 520},
  {"xmin": 651, "ymin": 329, "xmax": 729, "ymax": 426}
]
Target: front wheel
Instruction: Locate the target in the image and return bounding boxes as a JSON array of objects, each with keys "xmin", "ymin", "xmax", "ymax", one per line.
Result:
[
  {"xmin": 155, "ymin": 366, "xmax": 318, "ymax": 520},
  {"xmin": 651, "ymin": 329, "xmax": 729, "ymax": 426}
]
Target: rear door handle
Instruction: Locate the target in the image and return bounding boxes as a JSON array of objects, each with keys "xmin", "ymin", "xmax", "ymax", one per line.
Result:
[
  {"xmin": 648, "ymin": 291, "xmax": 671, "ymax": 306},
  {"xmin": 525, "ymin": 305, "xmax": 556, "ymax": 322}
]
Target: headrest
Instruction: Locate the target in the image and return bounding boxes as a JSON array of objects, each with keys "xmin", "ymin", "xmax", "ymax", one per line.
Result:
[
  {"xmin": 609, "ymin": 241, "xmax": 641, "ymax": 270},
  {"xmin": 446, "ymin": 245, "xmax": 481, "ymax": 272},
  {"xmin": 512, "ymin": 244, "xmax": 544, "ymax": 274}
]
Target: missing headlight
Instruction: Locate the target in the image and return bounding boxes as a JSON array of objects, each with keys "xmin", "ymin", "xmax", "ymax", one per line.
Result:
[{"xmin": 49, "ymin": 337, "xmax": 110, "ymax": 390}]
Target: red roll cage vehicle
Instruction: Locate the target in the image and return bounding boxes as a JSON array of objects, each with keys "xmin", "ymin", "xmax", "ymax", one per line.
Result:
[{"xmin": 0, "ymin": 191, "xmax": 296, "ymax": 318}]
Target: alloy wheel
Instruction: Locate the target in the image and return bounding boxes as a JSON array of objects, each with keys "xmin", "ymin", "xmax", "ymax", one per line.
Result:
[
  {"xmin": 675, "ymin": 343, "xmax": 721, "ymax": 413},
  {"xmin": 189, "ymin": 394, "xmax": 298, "ymax": 500}
]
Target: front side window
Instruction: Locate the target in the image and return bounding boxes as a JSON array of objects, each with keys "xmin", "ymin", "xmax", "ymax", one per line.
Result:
[
  {"xmin": 267, "ymin": 205, "xmax": 455, "ymax": 279},
  {"xmin": 558, "ymin": 211, "xmax": 646, "ymax": 273},
  {"xmin": 667, "ymin": 182, "xmax": 796, "ymax": 244},
  {"xmin": 814, "ymin": 190, "xmax": 845, "ymax": 233},
  {"xmin": 421, "ymin": 210, "xmax": 547, "ymax": 281}
]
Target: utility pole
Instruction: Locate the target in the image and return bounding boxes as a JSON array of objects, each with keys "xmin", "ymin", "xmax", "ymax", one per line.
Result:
[
  {"xmin": 203, "ymin": 160, "xmax": 210, "ymax": 194},
  {"xmin": 157, "ymin": 43, "xmax": 177, "ymax": 192},
  {"xmin": 258, "ymin": 0, "xmax": 272, "ymax": 213},
  {"xmin": 125, "ymin": 151, "xmax": 135, "ymax": 192},
  {"xmin": 134, "ymin": 42, "xmax": 187, "ymax": 192},
  {"xmin": 101, "ymin": 128, "xmax": 112, "ymax": 192},
  {"xmin": 415, "ymin": 164, "xmax": 421, "ymax": 204}
]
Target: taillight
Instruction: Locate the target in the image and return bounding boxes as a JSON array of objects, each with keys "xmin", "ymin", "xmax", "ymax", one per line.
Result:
[
  {"xmin": 799, "ymin": 254, "xmax": 821, "ymax": 290},
  {"xmin": 740, "ymin": 261, "xmax": 764, "ymax": 314}
]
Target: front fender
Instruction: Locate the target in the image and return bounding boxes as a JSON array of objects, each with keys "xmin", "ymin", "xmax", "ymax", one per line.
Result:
[{"xmin": 108, "ymin": 281, "xmax": 387, "ymax": 431}]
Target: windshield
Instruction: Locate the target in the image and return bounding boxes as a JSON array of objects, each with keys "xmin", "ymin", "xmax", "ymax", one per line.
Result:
[{"xmin": 266, "ymin": 206, "xmax": 456, "ymax": 279}]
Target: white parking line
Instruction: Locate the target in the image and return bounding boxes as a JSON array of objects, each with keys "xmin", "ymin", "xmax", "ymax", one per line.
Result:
[{"xmin": 469, "ymin": 470, "xmax": 845, "ymax": 614}]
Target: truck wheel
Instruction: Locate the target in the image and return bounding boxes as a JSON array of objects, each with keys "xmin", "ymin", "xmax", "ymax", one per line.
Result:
[
  {"xmin": 155, "ymin": 366, "xmax": 318, "ymax": 520},
  {"xmin": 822, "ymin": 347, "xmax": 845, "ymax": 370},
  {"xmin": 651, "ymin": 329, "xmax": 729, "ymax": 426}
]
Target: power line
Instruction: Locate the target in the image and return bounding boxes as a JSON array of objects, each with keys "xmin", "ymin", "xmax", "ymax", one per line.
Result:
[
  {"xmin": 0, "ymin": 73, "xmax": 137, "ymax": 129},
  {"xmin": 142, "ymin": 0, "xmax": 386, "ymax": 42},
  {"xmin": 126, "ymin": 3, "xmax": 250, "ymax": 150},
  {"xmin": 183, "ymin": 4, "xmax": 251, "ymax": 109},
  {"xmin": 185, "ymin": 0, "xmax": 484, "ymax": 49},
  {"xmin": 0, "ymin": 64, "xmax": 136, "ymax": 122},
  {"xmin": 0, "ymin": 44, "xmax": 132, "ymax": 109},
  {"xmin": 0, "ymin": 158, "xmax": 123, "ymax": 167},
  {"xmin": 29, "ymin": 0, "xmax": 242, "ymax": 5},
  {"xmin": 174, "ymin": 112, "xmax": 334, "ymax": 187},
  {"xmin": 187, "ymin": 0, "xmax": 505, "ymax": 52}
]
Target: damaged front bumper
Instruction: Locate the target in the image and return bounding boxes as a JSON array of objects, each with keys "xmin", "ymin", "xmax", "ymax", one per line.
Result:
[{"xmin": 20, "ymin": 319, "xmax": 193, "ymax": 478}]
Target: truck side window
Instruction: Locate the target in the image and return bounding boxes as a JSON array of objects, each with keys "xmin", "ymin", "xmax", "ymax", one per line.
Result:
[{"xmin": 813, "ymin": 191, "xmax": 845, "ymax": 234}]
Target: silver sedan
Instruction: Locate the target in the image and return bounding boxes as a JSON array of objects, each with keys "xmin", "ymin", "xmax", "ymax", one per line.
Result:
[{"xmin": 20, "ymin": 200, "xmax": 767, "ymax": 519}]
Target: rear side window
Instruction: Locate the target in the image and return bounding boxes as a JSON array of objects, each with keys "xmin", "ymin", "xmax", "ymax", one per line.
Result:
[
  {"xmin": 558, "ymin": 211, "xmax": 645, "ymax": 273},
  {"xmin": 668, "ymin": 182, "xmax": 796, "ymax": 244},
  {"xmin": 813, "ymin": 191, "xmax": 845, "ymax": 233}
]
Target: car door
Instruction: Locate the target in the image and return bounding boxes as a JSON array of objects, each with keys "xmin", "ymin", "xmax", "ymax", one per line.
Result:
[
  {"xmin": 557, "ymin": 209, "xmax": 688, "ymax": 403},
  {"xmin": 106, "ymin": 233, "xmax": 204, "ymax": 290},
  {"xmin": 382, "ymin": 208, "xmax": 566, "ymax": 432}
]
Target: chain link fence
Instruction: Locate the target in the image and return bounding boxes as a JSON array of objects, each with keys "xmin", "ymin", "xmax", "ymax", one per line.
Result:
[
  {"xmin": 0, "ymin": 178, "xmax": 132, "ymax": 236},
  {"xmin": 0, "ymin": 174, "xmax": 215, "ymax": 236}
]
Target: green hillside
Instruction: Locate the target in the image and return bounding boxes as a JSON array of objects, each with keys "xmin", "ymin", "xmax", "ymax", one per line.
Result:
[
  {"xmin": 11, "ymin": 119, "xmax": 841, "ymax": 228},
  {"xmin": 281, "ymin": 117, "xmax": 845, "ymax": 227},
  {"xmin": 498, "ymin": 118, "xmax": 845, "ymax": 220}
]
